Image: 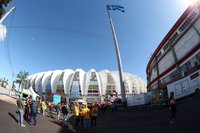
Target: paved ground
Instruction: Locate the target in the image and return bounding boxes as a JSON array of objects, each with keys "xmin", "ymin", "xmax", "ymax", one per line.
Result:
[{"xmin": 0, "ymin": 94, "xmax": 200, "ymax": 133}]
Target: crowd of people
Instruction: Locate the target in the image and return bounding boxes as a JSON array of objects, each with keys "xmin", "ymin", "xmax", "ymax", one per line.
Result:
[
  {"xmin": 73, "ymin": 102, "xmax": 99, "ymax": 130},
  {"xmin": 16, "ymin": 92, "xmax": 178, "ymax": 131},
  {"xmin": 16, "ymin": 95, "xmax": 45, "ymax": 127},
  {"xmin": 16, "ymin": 95, "xmax": 101, "ymax": 132}
]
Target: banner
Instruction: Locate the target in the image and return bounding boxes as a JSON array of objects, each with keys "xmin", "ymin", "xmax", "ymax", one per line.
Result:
[{"xmin": 53, "ymin": 94, "xmax": 61, "ymax": 105}]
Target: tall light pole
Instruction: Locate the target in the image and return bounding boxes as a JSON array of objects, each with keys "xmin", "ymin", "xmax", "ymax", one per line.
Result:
[{"xmin": 106, "ymin": 5, "xmax": 126, "ymax": 105}]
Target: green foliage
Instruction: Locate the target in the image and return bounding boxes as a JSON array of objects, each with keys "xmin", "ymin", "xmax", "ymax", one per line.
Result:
[
  {"xmin": 0, "ymin": 77, "xmax": 8, "ymax": 87},
  {"xmin": 16, "ymin": 70, "xmax": 29, "ymax": 83},
  {"xmin": 0, "ymin": 0, "xmax": 12, "ymax": 18},
  {"xmin": 15, "ymin": 70, "xmax": 29, "ymax": 91},
  {"xmin": 0, "ymin": 0, "xmax": 12, "ymax": 7}
]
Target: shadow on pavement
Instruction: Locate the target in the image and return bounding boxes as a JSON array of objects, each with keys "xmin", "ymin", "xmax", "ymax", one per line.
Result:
[
  {"xmin": 50, "ymin": 119, "xmax": 77, "ymax": 133},
  {"xmin": 8, "ymin": 112, "xmax": 18, "ymax": 123},
  {"xmin": 49, "ymin": 120, "xmax": 63, "ymax": 127},
  {"xmin": 46, "ymin": 114, "xmax": 55, "ymax": 119}
]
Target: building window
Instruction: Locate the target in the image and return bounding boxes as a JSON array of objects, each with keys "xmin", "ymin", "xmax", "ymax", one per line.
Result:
[
  {"xmin": 106, "ymin": 85, "xmax": 116, "ymax": 95},
  {"xmin": 190, "ymin": 53, "xmax": 200, "ymax": 67},
  {"xmin": 169, "ymin": 32, "xmax": 179, "ymax": 44},
  {"xmin": 157, "ymin": 51, "xmax": 162, "ymax": 60},
  {"xmin": 162, "ymin": 75, "xmax": 170, "ymax": 84},
  {"xmin": 163, "ymin": 42, "xmax": 170, "ymax": 51},
  {"xmin": 88, "ymin": 85, "xmax": 99, "ymax": 94},
  {"xmin": 124, "ymin": 81, "xmax": 129, "ymax": 94},
  {"xmin": 196, "ymin": 52, "xmax": 200, "ymax": 64},
  {"xmin": 160, "ymin": 70, "xmax": 178, "ymax": 86},
  {"xmin": 180, "ymin": 61, "xmax": 192, "ymax": 77},
  {"xmin": 150, "ymin": 66, "xmax": 157, "ymax": 82},
  {"xmin": 179, "ymin": 12, "xmax": 197, "ymax": 32},
  {"xmin": 169, "ymin": 70, "xmax": 178, "ymax": 81},
  {"xmin": 87, "ymin": 72, "xmax": 99, "ymax": 95},
  {"xmin": 71, "ymin": 81, "xmax": 81, "ymax": 98},
  {"xmin": 151, "ymin": 82, "xmax": 158, "ymax": 90}
]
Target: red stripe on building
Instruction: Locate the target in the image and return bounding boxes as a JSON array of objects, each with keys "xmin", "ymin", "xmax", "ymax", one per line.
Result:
[
  {"xmin": 148, "ymin": 43, "xmax": 200, "ymax": 86},
  {"xmin": 177, "ymin": 44, "xmax": 200, "ymax": 65},
  {"xmin": 146, "ymin": 5, "xmax": 195, "ymax": 74}
]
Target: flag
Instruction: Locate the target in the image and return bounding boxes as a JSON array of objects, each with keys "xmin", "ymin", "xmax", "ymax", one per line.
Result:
[{"xmin": 107, "ymin": 5, "xmax": 125, "ymax": 13}]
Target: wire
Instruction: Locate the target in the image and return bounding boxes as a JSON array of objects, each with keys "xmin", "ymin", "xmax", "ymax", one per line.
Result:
[
  {"xmin": 6, "ymin": 25, "xmax": 152, "ymax": 55},
  {"xmin": 6, "ymin": 25, "xmax": 113, "ymax": 41}
]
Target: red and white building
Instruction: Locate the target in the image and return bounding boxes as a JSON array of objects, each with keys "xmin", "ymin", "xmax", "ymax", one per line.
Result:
[{"xmin": 146, "ymin": 2, "xmax": 200, "ymax": 99}]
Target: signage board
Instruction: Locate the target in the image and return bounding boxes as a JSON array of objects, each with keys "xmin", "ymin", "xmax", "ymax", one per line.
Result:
[{"xmin": 53, "ymin": 95, "xmax": 61, "ymax": 105}]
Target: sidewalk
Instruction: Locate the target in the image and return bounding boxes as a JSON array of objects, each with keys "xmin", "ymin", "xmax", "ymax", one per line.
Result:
[{"xmin": 0, "ymin": 94, "xmax": 17, "ymax": 105}]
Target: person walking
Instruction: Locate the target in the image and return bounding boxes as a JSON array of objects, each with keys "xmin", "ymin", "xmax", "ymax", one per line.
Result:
[
  {"xmin": 41, "ymin": 100, "xmax": 47, "ymax": 116},
  {"xmin": 82, "ymin": 103, "xmax": 91, "ymax": 130},
  {"xmin": 91, "ymin": 102, "xmax": 98, "ymax": 127},
  {"xmin": 62, "ymin": 103, "xmax": 76, "ymax": 132},
  {"xmin": 55, "ymin": 103, "xmax": 61, "ymax": 120},
  {"xmin": 37, "ymin": 98, "xmax": 41, "ymax": 114},
  {"xmin": 79, "ymin": 104, "xmax": 84, "ymax": 128},
  {"xmin": 24, "ymin": 97, "xmax": 32, "ymax": 121},
  {"xmin": 24, "ymin": 98, "xmax": 29, "ymax": 121},
  {"xmin": 169, "ymin": 91, "xmax": 177, "ymax": 124},
  {"xmin": 111, "ymin": 102, "xmax": 116, "ymax": 112},
  {"xmin": 74, "ymin": 102, "xmax": 80, "ymax": 128},
  {"xmin": 48, "ymin": 102, "xmax": 54, "ymax": 118},
  {"xmin": 16, "ymin": 95, "xmax": 26, "ymax": 127},
  {"xmin": 61, "ymin": 103, "xmax": 68, "ymax": 122},
  {"xmin": 30, "ymin": 98, "xmax": 38, "ymax": 126}
]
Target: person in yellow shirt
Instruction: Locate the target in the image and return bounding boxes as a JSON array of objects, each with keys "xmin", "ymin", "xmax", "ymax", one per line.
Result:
[
  {"xmin": 41, "ymin": 100, "xmax": 47, "ymax": 116},
  {"xmin": 91, "ymin": 102, "xmax": 98, "ymax": 127},
  {"xmin": 24, "ymin": 99, "xmax": 28, "ymax": 120},
  {"xmin": 74, "ymin": 102, "xmax": 80, "ymax": 127},
  {"xmin": 82, "ymin": 103, "xmax": 91, "ymax": 130},
  {"xmin": 79, "ymin": 104, "xmax": 84, "ymax": 127}
]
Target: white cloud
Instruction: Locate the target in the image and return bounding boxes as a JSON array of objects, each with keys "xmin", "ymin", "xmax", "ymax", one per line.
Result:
[{"xmin": 0, "ymin": 24, "xmax": 7, "ymax": 41}]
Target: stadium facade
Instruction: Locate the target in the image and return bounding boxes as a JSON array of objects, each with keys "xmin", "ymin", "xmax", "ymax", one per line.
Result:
[
  {"xmin": 146, "ymin": 2, "xmax": 200, "ymax": 101},
  {"xmin": 28, "ymin": 69, "xmax": 147, "ymax": 102}
]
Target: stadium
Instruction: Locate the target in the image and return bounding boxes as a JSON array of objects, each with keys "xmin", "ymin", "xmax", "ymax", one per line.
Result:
[
  {"xmin": 27, "ymin": 69, "xmax": 147, "ymax": 102},
  {"xmin": 146, "ymin": 2, "xmax": 200, "ymax": 101}
]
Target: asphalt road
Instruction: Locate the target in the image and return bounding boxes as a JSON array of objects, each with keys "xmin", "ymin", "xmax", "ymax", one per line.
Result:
[{"xmin": 0, "ymin": 94, "xmax": 200, "ymax": 133}]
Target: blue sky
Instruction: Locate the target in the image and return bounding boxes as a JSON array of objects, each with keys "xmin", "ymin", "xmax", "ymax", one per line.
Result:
[{"xmin": 0, "ymin": 0, "xmax": 191, "ymax": 84}]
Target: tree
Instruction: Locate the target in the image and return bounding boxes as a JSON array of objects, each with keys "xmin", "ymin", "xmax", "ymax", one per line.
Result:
[
  {"xmin": 1, "ymin": 77, "xmax": 7, "ymax": 87},
  {"xmin": 0, "ymin": 0, "xmax": 12, "ymax": 18},
  {"xmin": 16, "ymin": 70, "xmax": 29, "ymax": 92}
]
